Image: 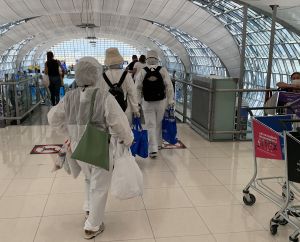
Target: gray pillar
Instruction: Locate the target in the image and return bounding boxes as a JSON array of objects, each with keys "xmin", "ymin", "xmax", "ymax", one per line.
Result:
[
  {"xmin": 182, "ymin": 73, "xmax": 190, "ymax": 123},
  {"xmin": 265, "ymin": 5, "xmax": 278, "ymax": 94},
  {"xmin": 236, "ymin": 5, "xmax": 248, "ymax": 139}
]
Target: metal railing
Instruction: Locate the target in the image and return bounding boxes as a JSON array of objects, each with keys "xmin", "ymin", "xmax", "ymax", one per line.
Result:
[
  {"xmin": 174, "ymin": 78, "xmax": 279, "ymax": 140},
  {"xmin": 0, "ymin": 76, "xmax": 44, "ymax": 125}
]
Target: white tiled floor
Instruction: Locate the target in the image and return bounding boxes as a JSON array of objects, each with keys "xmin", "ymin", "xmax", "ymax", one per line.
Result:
[{"xmin": 0, "ymin": 124, "xmax": 296, "ymax": 241}]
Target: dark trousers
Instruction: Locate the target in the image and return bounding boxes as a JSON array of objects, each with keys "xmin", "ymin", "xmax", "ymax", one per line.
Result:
[{"xmin": 49, "ymin": 76, "xmax": 61, "ymax": 106}]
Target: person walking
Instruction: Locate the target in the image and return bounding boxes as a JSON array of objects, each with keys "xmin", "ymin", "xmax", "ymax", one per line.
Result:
[
  {"xmin": 133, "ymin": 55, "xmax": 146, "ymax": 82},
  {"xmin": 103, "ymin": 48, "xmax": 139, "ymax": 123},
  {"xmin": 44, "ymin": 51, "xmax": 62, "ymax": 106},
  {"xmin": 47, "ymin": 57, "xmax": 133, "ymax": 239},
  {"xmin": 136, "ymin": 50, "xmax": 174, "ymax": 158},
  {"xmin": 126, "ymin": 54, "xmax": 138, "ymax": 78}
]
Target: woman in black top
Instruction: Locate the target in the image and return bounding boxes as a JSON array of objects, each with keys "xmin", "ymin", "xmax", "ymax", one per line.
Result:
[{"xmin": 45, "ymin": 51, "xmax": 62, "ymax": 105}]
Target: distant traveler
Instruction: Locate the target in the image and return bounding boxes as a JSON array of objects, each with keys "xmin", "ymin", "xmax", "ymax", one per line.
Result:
[
  {"xmin": 276, "ymin": 72, "xmax": 300, "ymax": 92},
  {"xmin": 44, "ymin": 51, "xmax": 62, "ymax": 105},
  {"xmin": 103, "ymin": 48, "xmax": 139, "ymax": 123},
  {"xmin": 47, "ymin": 57, "xmax": 133, "ymax": 240},
  {"xmin": 126, "ymin": 55, "xmax": 138, "ymax": 78},
  {"xmin": 133, "ymin": 55, "xmax": 146, "ymax": 82},
  {"xmin": 136, "ymin": 50, "xmax": 174, "ymax": 158}
]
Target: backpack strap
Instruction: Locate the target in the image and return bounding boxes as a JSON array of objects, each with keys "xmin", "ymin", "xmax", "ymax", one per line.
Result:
[
  {"xmin": 143, "ymin": 67, "xmax": 150, "ymax": 74},
  {"xmin": 103, "ymin": 72, "xmax": 113, "ymax": 88},
  {"xmin": 117, "ymin": 71, "xmax": 127, "ymax": 87},
  {"xmin": 155, "ymin": 66, "xmax": 162, "ymax": 72}
]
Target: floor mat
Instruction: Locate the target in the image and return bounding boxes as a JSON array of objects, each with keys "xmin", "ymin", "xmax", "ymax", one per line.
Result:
[
  {"xmin": 30, "ymin": 144, "xmax": 63, "ymax": 154},
  {"xmin": 162, "ymin": 140, "xmax": 186, "ymax": 149}
]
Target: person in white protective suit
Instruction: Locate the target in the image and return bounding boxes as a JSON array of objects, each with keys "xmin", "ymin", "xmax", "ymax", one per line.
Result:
[
  {"xmin": 103, "ymin": 47, "xmax": 140, "ymax": 124},
  {"xmin": 47, "ymin": 57, "xmax": 133, "ymax": 240},
  {"xmin": 135, "ymin": 50, "xmax": 174, "ymax": 158}
]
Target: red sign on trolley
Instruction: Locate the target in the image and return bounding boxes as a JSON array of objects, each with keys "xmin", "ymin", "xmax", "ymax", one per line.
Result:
[{"xmin": 252, "ymin": 119, "xmax": 283, "ymax": 160}]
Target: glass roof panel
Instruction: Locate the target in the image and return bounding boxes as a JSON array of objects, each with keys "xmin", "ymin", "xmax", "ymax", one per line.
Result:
[{"xmin": 192, "ymin": 0, "xmax": 300, "ymax": 107}]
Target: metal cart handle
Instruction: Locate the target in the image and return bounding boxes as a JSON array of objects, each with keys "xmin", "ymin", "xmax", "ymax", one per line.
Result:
[
  {"xmin": 246, "ymin": 106, "xmax": 294, "ymax": 117},
  {"xmin": 279, "ymin": 119, "xmax": 300, "ymax": 131}
]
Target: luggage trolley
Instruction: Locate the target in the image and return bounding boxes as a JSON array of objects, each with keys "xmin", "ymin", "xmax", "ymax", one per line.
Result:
[
  {"xmin": 268, "ymin": 120, "xmax": 300, "ymax": 242},
  {"xmin": 242, "ymin": 108, "xmax": 294, "ymax": 201}
]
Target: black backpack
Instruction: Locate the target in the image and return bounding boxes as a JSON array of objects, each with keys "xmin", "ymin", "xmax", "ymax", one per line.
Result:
[
  {"xmin": 142, "ymin": 66, "xmax": 166, "ymax": 101},
  {"xmin": 103, "ymin": 71, "xmax": 128, "ymax": 111}
]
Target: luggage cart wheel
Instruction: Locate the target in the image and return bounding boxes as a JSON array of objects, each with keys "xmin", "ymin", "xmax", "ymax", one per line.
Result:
[
  {"xmin": 282, "ymin": 191, "xmax": 295, "ymax": 202},
  {"xmin": 289, "ymin": 236, "xmax": 299, "ymax": 242},
  {"xmin": 270, "ymin": 224, "xmax": 278, "ymax": 235},
  {"xmin": 278, "ymin": 218, "xmax": 288, "ymax": 226},
  {"xmin": 275, "ymin": 212, "xmax": 289, "ymax": 226},
  {"xmin": 243, "ymin": 193, "xmax": 256, "ymax": 206}
]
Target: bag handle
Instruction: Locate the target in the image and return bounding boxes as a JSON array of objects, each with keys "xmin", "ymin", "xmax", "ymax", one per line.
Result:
[
  {"xmin": 89, "ymin": 88, "xmax": 98, "ymax": 122},
  {"xmin": 166, "ymin": 106, "xmax": 175, "ymax": 118},
  {"xmin": 133, "ymin": 117, "xmax": 142, "ymax": 130}
]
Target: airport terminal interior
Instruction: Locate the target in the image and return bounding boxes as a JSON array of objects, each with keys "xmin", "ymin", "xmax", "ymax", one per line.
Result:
[{"xmin": 0, "ymin": 0, "xmax": 300, "ymax": 241}]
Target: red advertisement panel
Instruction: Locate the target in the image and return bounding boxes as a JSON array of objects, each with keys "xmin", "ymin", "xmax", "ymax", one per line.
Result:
[{"xmin": 252, "ymin": 119, "xmax": 283, "ymax": 160}]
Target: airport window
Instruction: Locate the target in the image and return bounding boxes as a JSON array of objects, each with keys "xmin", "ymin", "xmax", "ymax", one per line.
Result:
[
  {"xmin": 34, "ymin": 38, "xmax": 143, "ymax": 68},
  {"xmin": 192, "ymin": 0, "xmax": 300, "ymax": 107}
]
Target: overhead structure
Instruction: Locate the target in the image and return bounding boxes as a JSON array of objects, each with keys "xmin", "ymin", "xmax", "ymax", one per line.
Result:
[
  {"xmin": 0, "ymin": 0, "xmax": 241, "ymax": 77},
  {"xmin": 0, "ymin": 0, "xmax": 299, "ymax": 87}
]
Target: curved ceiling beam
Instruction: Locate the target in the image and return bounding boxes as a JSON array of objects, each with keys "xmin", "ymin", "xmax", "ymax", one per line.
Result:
[
  {"xmin": 0, "ymin": 1, "xmax": 238, "ymax": 75},
  {"xmin": 4, "ymin": 13, "xmax": 191, "ymax": 72},
  {"xmin": 15, "ymin": 29, "xmax": 172, "ymax": 69},
  {"xmin": 17, "ymin": 33, "xmax": 166, "ymax": 68}
]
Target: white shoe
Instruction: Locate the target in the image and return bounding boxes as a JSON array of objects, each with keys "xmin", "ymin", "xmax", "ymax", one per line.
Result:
[{"xmin": 84, "ymin": 223, "xmax": 105, "ymax": 240}]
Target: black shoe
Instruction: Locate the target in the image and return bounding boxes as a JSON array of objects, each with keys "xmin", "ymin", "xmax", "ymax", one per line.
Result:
[{"xmin": 149, "ymin": 152, "xmax": 157, "ymax": 158}]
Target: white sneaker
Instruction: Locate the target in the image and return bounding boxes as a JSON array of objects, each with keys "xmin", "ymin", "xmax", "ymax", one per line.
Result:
[{"xmin": 84, "ymin": 223, "xmax": 105, "ymax": 240}]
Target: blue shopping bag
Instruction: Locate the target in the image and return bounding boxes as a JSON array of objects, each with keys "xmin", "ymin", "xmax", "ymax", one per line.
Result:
[
  {"xmin": 162, "ymin": 107, "xmax": 178, "ymax": 145},
  {"xmin": 130, "ymin": 118, "xmax": 148, "ymax": 158}
]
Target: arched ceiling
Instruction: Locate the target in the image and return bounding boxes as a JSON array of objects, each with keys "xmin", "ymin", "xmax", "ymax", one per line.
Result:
[
  {"xmin": 0, "ymin": 0, "xmax": 241, "ymax": 76},
  {"xmin": 3, "ymin": 13, "xmax": 191, "ymax": 72},
  {"xmin": 237, "ymin": 0, "xmax": 300, "ymax": 34},
  {"xmin": 16, "ymin": 33, "xmax": 168, "ymax": 68}
]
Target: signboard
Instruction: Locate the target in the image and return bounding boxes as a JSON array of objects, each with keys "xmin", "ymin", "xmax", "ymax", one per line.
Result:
[
  {"xmin": 30, "ymin": 144, "xmax": 63, "ymax": 154},
  {"xmin": 286, "ymin": 133, "xmax": 300, "ymax": 183},
  {"xmin": 252, "ymin": 119, "xmax": 283, "ymax": 160}
]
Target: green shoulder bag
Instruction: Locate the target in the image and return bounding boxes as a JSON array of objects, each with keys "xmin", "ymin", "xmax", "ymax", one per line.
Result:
[{"xmin": 71, "ymin": 89, "xmax": 110, "ymax": 170}]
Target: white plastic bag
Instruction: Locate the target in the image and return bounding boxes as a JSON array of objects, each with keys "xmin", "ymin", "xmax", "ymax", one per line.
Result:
[
  {"xmin": 52, "ymin": 142, "xmax": 68, "ymax": 172},
  {"xmin": 111, "ymin": 143, "xmax": 143, "ymax": 200}
]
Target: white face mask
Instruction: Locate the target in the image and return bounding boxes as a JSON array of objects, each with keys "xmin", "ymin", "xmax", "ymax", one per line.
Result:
[{"xmin": 292, "ymin": 79, "xmax": 300, "ymax": 84}]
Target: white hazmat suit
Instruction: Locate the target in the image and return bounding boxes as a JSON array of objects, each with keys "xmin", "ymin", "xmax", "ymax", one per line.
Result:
[
  {"xmin": 47, "ymin": 57, "xmax": 133, "ymax": 234},
  {"xmin": 103, "ymin": 47, "xmax": 139, "ymax": 124},
  {"xmin": 135, "ymin": 50, "xmax": 174, "ymax": 155},
  {"xmin": 102, "ymin": 68, "xmax": 139, "ymax": 123}
]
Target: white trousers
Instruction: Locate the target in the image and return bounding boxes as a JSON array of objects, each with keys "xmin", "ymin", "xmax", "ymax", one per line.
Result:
[
  {"xmin": 78, "ymin": 161, "xmax": 112, "ymax": 231},
  {"xmin": 125, "ymin": 105, "xmax": 133, "ymax": 125},
  {"xmin": 142, "ymin": 99, "xmax": 167, "ymax": 153}
]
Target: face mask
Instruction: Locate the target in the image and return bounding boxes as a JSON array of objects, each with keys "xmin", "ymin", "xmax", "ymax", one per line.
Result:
[{"xmin": 292, "ymin": 79, "xmax": 300, "ymax": 84}]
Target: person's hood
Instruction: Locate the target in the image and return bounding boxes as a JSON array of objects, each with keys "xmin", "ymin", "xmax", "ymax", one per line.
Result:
[
  {"xmin": 75, "ymin": 57, "xmax": 102, "ymax": 87},
  {"xmin": 146, "ymin": 50, "xmax": 159, "ymax": 65}
]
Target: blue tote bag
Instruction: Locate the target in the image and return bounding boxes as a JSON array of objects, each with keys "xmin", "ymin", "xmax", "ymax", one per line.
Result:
[
  {"xmin": 130, "ymin": 118, "xmax": 148, "ymax": 158},
  {"xmin": 162, "ymin": 107, "xmax": 178, "ymax": 145}
]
